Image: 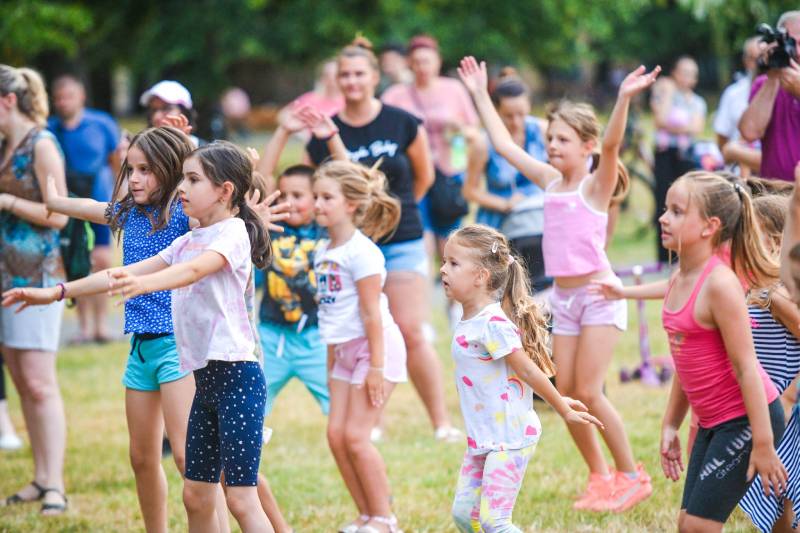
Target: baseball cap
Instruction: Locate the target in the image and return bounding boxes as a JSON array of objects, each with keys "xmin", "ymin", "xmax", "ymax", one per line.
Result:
[{"xmin": 139, "ymin": 80, "xmax": 193, "ymax": 109}]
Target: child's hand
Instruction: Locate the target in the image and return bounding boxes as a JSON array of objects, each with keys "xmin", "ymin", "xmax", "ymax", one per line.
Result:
[
  {"xmin": 618, "ymin": 65, "xmax": 661, "ymax": 100},
  {"xmin": 108, "ymin": 270, "xmax": 145, "ymax": 303},
  {"xmin": 588, "ymin": 279, "xmax": 625, "ymax": 300},
  {"xmin": 660, "ymin": 425, "xmax": 683, "ymax": 481},
  {"xmin": 457, "ymin": 56, "xmax": 489, "ymax": 95},
  {"xmin": 246, "ymin": 189, "xmax": 291, "ymax": 233},
  {"xmin": 246, "ymin": 147, "xmax": 261, "ymax": 166},
  {"xmin": 748, "ymin": 443, "xmax": 788, "ymax": 497},
  {"xmin": 563, "ymin": 409, "xmax": 604, "ymax": 430},
  {"xmin": 160, "ymin": 113, "xmax": 193, "ymax": 135},
  {"xmin": 364, "ymin": 367, "xmax": 385, "ymax": 408},
  {"xmin": 562, "ymin": 396, "xmax": 588, "ymax": 412},
  {"xmin": 280, "ymin": 103, "xmax": 311, "ymax": 134},
  {"xmin": 1, "ymin": 286, "xmax": 59, "ymax": 311},
  {"xmin": 299, "ymin": 107, "xmax": 339, "ymax": 140}
]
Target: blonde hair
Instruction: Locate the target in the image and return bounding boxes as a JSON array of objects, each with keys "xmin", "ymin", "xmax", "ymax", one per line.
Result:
[
  {"xmin": 677, "ymin": 171, "xmax": 779, "ymax": 287},
  {"xmin": 753, "ymin": 194, "xmax": 788, "ymax": 258},
  {"xmin": 450, "ymin": 224, "xmax": 554, "ymax": 377},
  {"xmin": 338, "ymin": 35, "xmax": 379, "ymax": 71},
  {"xmin": 314, "ymin": 160, "xmax": 400, "ymax": 241},
  {"xmin": 0, "ymin": 65, "xmax": 49, "ymax": 125}
]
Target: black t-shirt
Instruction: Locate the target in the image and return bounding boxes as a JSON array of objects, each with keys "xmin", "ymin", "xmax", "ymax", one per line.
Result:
[{"xmin": 307, "ymin": 104, "xmax": 423, "ymax": 244}]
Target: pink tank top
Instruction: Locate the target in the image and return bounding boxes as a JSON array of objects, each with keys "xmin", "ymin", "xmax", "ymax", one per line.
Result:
[
  {"xmin": 542, "ymin": 177, "xmax": 611, "ymax": 277},
  {"xmin": 662, "ymin": 255, "xmax": 778, "ymax": 428}
]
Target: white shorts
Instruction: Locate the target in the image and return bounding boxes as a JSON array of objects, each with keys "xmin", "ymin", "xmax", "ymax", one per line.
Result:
[{"xmin": 0, "ymin": 302, "xmax": 64, "ymax": 352}]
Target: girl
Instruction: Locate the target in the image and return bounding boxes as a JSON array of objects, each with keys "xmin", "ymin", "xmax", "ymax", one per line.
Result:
[
  {"xmin": 306, "ymin": 36, "xmax": 464, "ymax": 443},
  {"xmin": 313, "ymin": 160, "xmax": 405, "ymax": 533},
  {"xmin": 441, "ymin": 224, "xmax": 602, "ymax": 532},
  {"xmin": 658, "ymin": 173, "xmax": 787, "ymax": 531},
  {"xmin": 458, "ymin": 56, "xmax": 658, "ymax": 512},
  {"xmin": 0, "ymin": 64, "xmax": 69, "ymax": 515}
]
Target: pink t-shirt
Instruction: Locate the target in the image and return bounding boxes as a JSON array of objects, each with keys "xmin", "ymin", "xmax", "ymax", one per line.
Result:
[
  {"xmin": 382, "ymin": 77, "xmax": 478, "ymax": 175},
  {"xmin": 293, "ymin": 90, "xmax": 344, "ymax": 118},
  {"xmin": 158, "ymin": 217, "xmax": 259, "ymax": 372},
  {"xmin": 749, "ymin": 75, "xmax": 800, "ymax": 181}
]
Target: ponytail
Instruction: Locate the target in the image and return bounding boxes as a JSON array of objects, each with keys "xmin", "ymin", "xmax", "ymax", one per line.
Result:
[
  {"xmin": 0, "ymin": 65, "xmax": 49, "ymax": 126},
  {"xmin": 590, "ymin": 152, "xmax": 631, "ymax": 206},
  {"xmin": 237, "ymin": 201, "xmax": 271, "ymax": 269}
]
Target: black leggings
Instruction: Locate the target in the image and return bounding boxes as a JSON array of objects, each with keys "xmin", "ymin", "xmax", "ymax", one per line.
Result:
[
  {"xmin": 510, "ymin": 235, "xmax": 552, "ymax": 293},
  {"xmin": 654, "ymin": 147, "xmax": 695, "ymax": 264}
]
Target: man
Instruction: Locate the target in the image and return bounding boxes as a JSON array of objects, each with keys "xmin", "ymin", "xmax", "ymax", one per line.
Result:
[
  {"xmin": 49, "ymin": 74, "xmax": 120, "ymax": 344},
  {"xmin": 739, "ymin": 11, "xmax": 800, "ymax": 181}
]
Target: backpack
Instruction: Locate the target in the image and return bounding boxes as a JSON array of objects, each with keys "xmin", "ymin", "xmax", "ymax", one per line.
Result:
[{"xmin": 59, "ymin": 198, "xmax": 95, "ymax": 282}]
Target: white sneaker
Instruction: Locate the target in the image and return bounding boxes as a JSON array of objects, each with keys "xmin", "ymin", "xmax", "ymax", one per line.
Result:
[
  {"xmin": 0, "ymin": 433, "xmax": 23, "ymax": 451},
  {"xmin": 434, "ymin": 426, "xmax": 463, "ymax": 443},
  {"xmin": 262, "ymin": 427, "xmax": 273, "ymax": 446},
  {"xmin": 370, "ymin": 427, "xmax": 383, "ymax": 443}
]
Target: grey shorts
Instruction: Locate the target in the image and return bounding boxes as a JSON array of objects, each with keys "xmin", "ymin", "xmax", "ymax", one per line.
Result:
[{"xmin": 0, "ymin": 302, "xmax": 64, "ymax": 352}]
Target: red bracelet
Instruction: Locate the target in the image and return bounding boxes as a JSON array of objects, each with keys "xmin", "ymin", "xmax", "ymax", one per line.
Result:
[{"xmin": 56, "ymin": 283, "xmax": 66, "ymax": 302}]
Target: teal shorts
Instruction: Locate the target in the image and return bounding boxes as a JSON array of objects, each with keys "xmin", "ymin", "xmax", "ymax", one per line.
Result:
[
  {"xmin": 122, "ymin": 333, "xmax": 190, "ymax": 391},
  {"xmin": 260, "ymin": 322, "xmax": 329, "ymax": 416}
]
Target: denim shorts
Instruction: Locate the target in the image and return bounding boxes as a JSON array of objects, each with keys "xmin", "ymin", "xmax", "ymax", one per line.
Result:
[
  {"xmin": 122, "ymin": 333, "xmax": 189, "ymax": 391},
  {"xmin": 378, "ymin": 238, "xmax": 428, "ymax": 277}
]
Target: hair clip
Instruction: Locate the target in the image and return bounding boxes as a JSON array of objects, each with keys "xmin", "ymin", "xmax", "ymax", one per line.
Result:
[
  {"xmin": 491, "ymin": 241, "xmax": 499, "ymax": 254},
  {"xmin": 508, "ymin": 255, "xmax": 516, "ymax": 266}
]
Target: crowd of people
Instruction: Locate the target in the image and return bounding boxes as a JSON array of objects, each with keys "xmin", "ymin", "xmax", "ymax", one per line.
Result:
[{"xmin": 1, "ymin": 10, "xmax": 800, "ymax": 532}]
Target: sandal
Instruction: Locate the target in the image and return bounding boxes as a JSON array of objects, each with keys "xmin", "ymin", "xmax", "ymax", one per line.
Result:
[
  {"xmin": 2, "ymin": 480, "xmax": 46, "ymax": 506},
  {"xmin": 338, "ymin": 514, "xmax": 370, "ymax": 533},
  {"xmin": 40, "ymin": 488, "xmax": 68, "ymax": 516},
  {"xmin": 356, "ymin": 515, "xmax": 402, "ymax": 533}
]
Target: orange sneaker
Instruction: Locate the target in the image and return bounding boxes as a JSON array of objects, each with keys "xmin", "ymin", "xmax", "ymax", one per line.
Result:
[
  {"xmin": 573, "ymin": 472, "xmax": 614, "ymax": 511},
  {"xmin": 609, "ymin": 464, "xmax": 653, "ymax": 513}
]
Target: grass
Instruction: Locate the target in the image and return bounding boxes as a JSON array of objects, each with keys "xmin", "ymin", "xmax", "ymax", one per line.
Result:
[{"xmin": 0, "ymin": 144, "xmax": 760, "ymax": 532}]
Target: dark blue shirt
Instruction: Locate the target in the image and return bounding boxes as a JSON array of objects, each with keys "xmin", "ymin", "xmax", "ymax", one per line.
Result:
[{"xmin": 111, "ymin": 201, "xmax": 191, "ymax": 333}]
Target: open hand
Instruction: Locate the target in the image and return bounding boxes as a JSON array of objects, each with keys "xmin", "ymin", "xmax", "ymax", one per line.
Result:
[
  {"xmin": 619, "ymin": 65, "xmax": 661, "ymax": 99},
  {"xmin": 246, "ymin": 189, "xmax": 290, "ymax": 233},
  {"xmin": 159, "ymin": 113, "xmax": 193, "ymax": 135},
  {"xmin": 108, "ymin": 270, "xmax": 146, "ymax": 303},
  {"xmin": 1, "ymin": 286, "xmax": 59, "ymax": 312},
  {"xmin": 748, "ymin": 443, "xmax": 788, "ymax": 497},
  {"xmin": 563, "ymin": 409, "xmax": 604, "ymax": 430},
  {"xmin": 588, "ymin": 279, "xmax": 626, "ymax": 300},
  {"xmin": 660, "ymin": 425, "xmax": 683, "ymax": 481},
  {"xmin": 457, "ymin": 56, "xmax": 489, "ymax": 95},
  {"xmin": 299, "ymin": 107, "xmax": 339, "ymax": 140},
  {"xmin": 280, "ymin": 102, "xmax": 311, "ymax": 134},
  {"xmin": 363, "ymin": 367, "xmax": 385, "ymax": 408}
]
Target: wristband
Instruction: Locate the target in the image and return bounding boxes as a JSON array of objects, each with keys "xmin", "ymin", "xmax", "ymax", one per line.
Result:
[
  {"xmin": 320, "ymin": 130, "xmax": 339, "ymax": 142},
  {"xmin": 56, "ymin": 283, "xmax": 66, "ymax": 302}
]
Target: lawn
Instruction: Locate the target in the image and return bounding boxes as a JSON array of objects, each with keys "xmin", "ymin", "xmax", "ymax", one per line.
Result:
[{"xmin": 0, "ymin": 142, "xmax": 759, "ymax": 532}]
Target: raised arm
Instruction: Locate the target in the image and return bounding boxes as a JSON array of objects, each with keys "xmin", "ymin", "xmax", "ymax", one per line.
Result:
[
  {"xmin": 257, "ymin": 105, "xmax": 310, "ymax": 193},
  {"xmin": 457, "ymin": 56, "xmax": 560, "ymax": 189},
  {"xmin": 739, "ymin": 74, "xmax": 780, "ymax": 142},
  {"xmin": 589, "ymin": 65, "xmax": 660, "ymax": 207},
  {"xmin": 44, "ymin": 174, "xmax": 109, "ymax": 224},
  {"xmin": 300, "ymin": 107, "xmax": 349, "ymax": 161}
]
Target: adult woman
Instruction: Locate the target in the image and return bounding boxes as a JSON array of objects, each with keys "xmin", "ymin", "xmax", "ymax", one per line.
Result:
[
  {"xmin": 0, "ymin": 65, "xmax": 69, "ymax": 514},
  {"xmin": 462, "ymin": 73, "xmax": 551, "ymax": 292},
  {"xmin": 650, "ymin": 55, "xmax": 706, "ymax": 264},
  {"xmin": 306, "ymin": 37, "xmax": 461, "ymax": 441},
  {"xmin": 382, "ymin": 34, "xmax": 478, "ymax": 255}
]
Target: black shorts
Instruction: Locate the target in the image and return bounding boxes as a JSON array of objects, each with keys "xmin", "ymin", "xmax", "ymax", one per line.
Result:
[{"xmin": 681, "ymin": 399, "xmax": 785, "ymax": 523}]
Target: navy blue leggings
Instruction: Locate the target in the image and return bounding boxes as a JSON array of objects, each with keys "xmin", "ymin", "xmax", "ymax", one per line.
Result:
[{"xmin": 185, "ymin": 361, "xmax": 267, "ymax": 487}]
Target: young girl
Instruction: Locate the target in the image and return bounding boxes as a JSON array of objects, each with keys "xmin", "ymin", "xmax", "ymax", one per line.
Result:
[
  {"xmin": 441, "ymin": 224, "xmax": 603, "ymax": 532},
  {"xmin": 312, "ymin": 160, "xmax": 405, "ymax": 533},
  {"xmin": 658, "ymin": 173, "xmax": 787, "ymax": 531},
  {"xmin": 6, "ymin": 141, "xmax": 274, "ymax": 532},
  {"xmin": 458, "ymin": 56, "xmax": 659, "ymax": 511}
]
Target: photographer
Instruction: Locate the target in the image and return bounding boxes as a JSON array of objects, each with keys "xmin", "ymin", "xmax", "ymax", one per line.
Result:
[{"xmin": 739, "ymin": 11, "xmax": 800, "ymax": 181}]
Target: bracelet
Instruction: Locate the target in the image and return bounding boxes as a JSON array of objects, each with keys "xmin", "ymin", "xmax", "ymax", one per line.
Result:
[
  {"xmin": 320, "ymin": 130, "xmax": 339, "ymax": 142},
  {"xmin": 56, "ymin": 282, "xmax": 66, "ymax": 302}
]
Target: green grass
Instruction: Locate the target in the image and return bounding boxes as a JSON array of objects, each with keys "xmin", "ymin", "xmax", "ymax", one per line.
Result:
[{"xmin": 0, "ymin": 152, "xmax": 759, "ymax": 532}]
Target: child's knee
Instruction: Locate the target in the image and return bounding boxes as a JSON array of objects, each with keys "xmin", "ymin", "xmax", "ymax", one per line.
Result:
[
  {"xmin": 327, "ymin": 423, "xmax": 346, "ymax": 451},
  {"xmin": 225, "ymin": 488, "xmax": 258, "ymax": 518},
  {"xmin": 343, "ymin": 425, "xmax": 369, "ymax": 456},
  {"xmin": 129, "ymin": 447, "xmax": 161, "ymax": 475},
  {"xmin": 183, "ymin": 481, "xmax": 217, "ymax": 515}
]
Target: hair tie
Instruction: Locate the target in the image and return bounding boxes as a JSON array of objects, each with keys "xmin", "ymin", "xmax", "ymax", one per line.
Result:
[
  {"xmin": 491, "ymin": 241, "xmax": 499, "ymax": 254},
  {"xmin": 733, "ymin": 182, "xmax": 745, "ymax": 200}
]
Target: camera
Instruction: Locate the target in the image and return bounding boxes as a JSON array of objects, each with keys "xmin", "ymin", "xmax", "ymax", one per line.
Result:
[{"xmin": 757, "ymin": 23, "xmax": 797, "ymax": 69}]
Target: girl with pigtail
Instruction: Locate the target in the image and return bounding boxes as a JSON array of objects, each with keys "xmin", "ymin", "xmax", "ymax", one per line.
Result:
[
  {"xmin": 312, "ymin": 160, "xmax": 406, "ymax": 533},
  {"xmin": 440, "ymin": 223, "xmax": 603, "ymax": 533}
]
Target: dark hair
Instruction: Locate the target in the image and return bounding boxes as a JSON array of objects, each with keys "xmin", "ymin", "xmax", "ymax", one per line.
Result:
[
  {"xmin": 490, "ymin": 77, "xmax": 529, "ymax": 107},
  {"xmin": 279, "ymin": 164, "xmax": 315, "ymax": 181},
  {"xmin": 189, "ymin": 141, "xmax": 271, "ymax": 269},
  {"xmin": 108, "ymin": 127, "xmax": 195, "ymax": 236},
  {"xmin": 407, "ymin": 34, "xmax": 439, "ymax": 54},
  {"xmin": 380, "ymin": 42, "xmax": 407, "ymax": 56}
]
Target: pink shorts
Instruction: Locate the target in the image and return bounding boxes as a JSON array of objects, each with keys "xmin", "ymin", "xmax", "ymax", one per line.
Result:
[
  {"xmin": 330, "ymin": 324, "xmax": 408, "ymax": 385},
  {"xmin": 549, "ymin": 276, "xmax": 627, "ymax": 336}
]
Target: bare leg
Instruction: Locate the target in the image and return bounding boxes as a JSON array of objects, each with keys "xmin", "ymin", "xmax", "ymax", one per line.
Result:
[
  {"xmin": 225, "ymin": 485, "xmax": 273, "ymax": 533},
  {"xmin": 256, "ymin": 475, "xmax": 292, "ymax": 533}
]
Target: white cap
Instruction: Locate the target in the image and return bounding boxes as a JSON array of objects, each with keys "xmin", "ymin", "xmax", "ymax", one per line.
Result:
[{"xmin": 139, "ymin": 80, "xmax": 193, "ymax": 109}]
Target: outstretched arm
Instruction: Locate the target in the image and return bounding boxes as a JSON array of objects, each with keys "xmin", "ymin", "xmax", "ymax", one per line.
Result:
[
  {"xmin": 589, "ymin": 65, "xmax": 660, "ymax": 208},
  {"xmin": 457, "ymin": 56, "xmax": 560, "ymax": 189},
  {"xmin": 44, "ymin": 174, "xmax": 109, "ymax": 225}
]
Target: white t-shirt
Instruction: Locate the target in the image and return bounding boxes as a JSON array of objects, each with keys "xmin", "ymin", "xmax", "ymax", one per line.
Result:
[
  {"xmin": 452, "ymin": 302, "xmax": 542, "ymax": 455},
  {"xmin": 713, "ymin": 75, "xmax": 752, "ymax": 142},
  {"xmin": 158, "ymin": 217, "xmax": 259, "ymax": 372},
  {"xmin": 314, "ymin": 230, "xmax": 394, "ymax": 344}
]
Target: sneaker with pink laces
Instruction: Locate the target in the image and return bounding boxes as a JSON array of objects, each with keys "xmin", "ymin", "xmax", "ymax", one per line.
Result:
[
  {"xmin": 609, "ymin": 464, "xmax": 653, "ymax": 513},
  {"xmin": 573, "ymin": 472, "xmax": 614, "ymax": 511}
]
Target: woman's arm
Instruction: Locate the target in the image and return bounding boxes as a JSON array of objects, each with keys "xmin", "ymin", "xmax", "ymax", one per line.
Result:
[
  {"xmin": 710, "ymin": 271, "xmax": 788, "ymax": 496},
  {"xmin": 356, "ymin": 274, "xmax": 386, "ymax": 408},
  {"xmin": 407, "ymin": 126, "xmax": 435, "ymax": 201},
  {"xmin": 461, "ymin": 131, "xmax": 512, "ymax": 212},
  {"xmin": 506, "ymin": 350, "xmax": 603, "ymax": 428},
  {"xmin": 44, "ymin": 174, "xmax": 109, "ymax": 224},
  {"xmin": 457, "ymin": 57, "xmax": 560, "ymax": 189}
]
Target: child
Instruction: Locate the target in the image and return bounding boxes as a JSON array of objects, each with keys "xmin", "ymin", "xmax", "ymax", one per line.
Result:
[
  {"xmin": 441, "ymin": 224, "xmax": 603, "ymax": 532},
  {"xmin": 658, "ymin": 172, "xmax": 786, "ymax": 531},
  {"xmin": 312, "ymin": 160, "xmax": 405, "ymax": 533},
  {"xmin": 458, "ymin": 55, "xmax": 659, "ymax": 511},
  {"xmin": 6, "ymin": 141, "xmax": 275, "ymax": 532}
]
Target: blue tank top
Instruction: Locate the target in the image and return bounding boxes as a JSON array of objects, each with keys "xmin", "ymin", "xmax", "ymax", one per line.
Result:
[{"xmin": 476, "ymin": 116, "xmax": 547, "ymax": 232}]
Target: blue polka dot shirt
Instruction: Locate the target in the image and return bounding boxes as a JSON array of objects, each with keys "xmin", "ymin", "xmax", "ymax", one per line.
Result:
[{"xmin": 112, "ymin": 201, "xmax": 190, "ymax": 334}]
